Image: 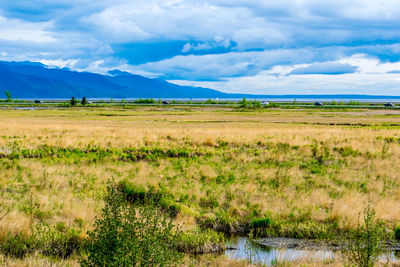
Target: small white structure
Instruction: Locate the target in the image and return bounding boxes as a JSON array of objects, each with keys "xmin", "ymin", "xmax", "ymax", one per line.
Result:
[{"xmin": 261, "ymin": 101, "xmax": 270, "ymax": 106}]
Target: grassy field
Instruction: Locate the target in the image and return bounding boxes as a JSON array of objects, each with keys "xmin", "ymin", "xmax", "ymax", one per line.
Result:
[{"xmin": 0, "ymin": 106, "xmax": 400, "ymax": 265}]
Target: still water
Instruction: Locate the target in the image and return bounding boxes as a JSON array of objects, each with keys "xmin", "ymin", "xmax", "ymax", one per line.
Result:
[{"xmin": 225, "ymin": 237, "xmax": 399, "ymax": 266}]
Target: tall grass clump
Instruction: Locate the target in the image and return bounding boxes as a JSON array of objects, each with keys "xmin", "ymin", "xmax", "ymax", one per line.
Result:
[
  {"xmin": 0, "ymin": 234, "xmax": 35, "ymax": 258},
  {"xmin": 79, "ymin": 184, "xmax": 183, "ymax": 267},
  {"xmin": 0, "ymin": 225, "xmax": 82, "ymax": 259},
  {"xmin": 117, "ymin": 180, "xmax": 180, "ymax": 218},
  {"xmin": 250, "ymin": 217, "xmax": 272, "ymax": 236}
]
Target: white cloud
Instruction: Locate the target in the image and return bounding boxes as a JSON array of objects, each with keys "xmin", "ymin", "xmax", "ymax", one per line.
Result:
[
  {"xmin": 170, "ymin": 72, "xmax": 400, "ymax": 95},
  {"xmin": 0, "ymin": 15, "xmax": 55, "ymax": 43},
  {"xmin": 128, "ymin": 48, "xmax": 319, "ymax": 80},
  {"xmin": 39, "ymin": 58, "xmax": 79, "ymax": 69},
  {"xmin": 181, "ymin": 36, "xmax": 231, "ymax": 53},
  {"xmin": 169, "ymin": 54, "xmax": 400, "ymax": 95}
]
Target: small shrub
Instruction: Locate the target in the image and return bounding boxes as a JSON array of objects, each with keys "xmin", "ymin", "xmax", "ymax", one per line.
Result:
[
  {"xmin": 80, "ymin": 184, "xmax": 183, "ymax": 267},
  {"xmin": 333, "ymin": 146, "xmax": 360, "ymax": 157},
  {"xmin": 341, "ymin": 203, "xmax": 387, "ymax": 267},
  {"xmin": 395, "ymin": 227, "xmax": 400, "ymax": 241}
]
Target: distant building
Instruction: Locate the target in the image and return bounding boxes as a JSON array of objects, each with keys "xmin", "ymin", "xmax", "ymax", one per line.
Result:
[
  {"xmin": 384, "ymin": 103, "xmax": 395, "ymax": 107},
  {"xmin": 162, "ymin": 101, "xmax": 170, "ymax": 105},
  {"xmin": 34, "ymin": 100, "xmax": 42, "ymax": 103},
  {"xmin": 261, "ymin": 101, "xmax": 270, "ymax": 106},
  {"xmin": 314, "ymin": 101, "xmax": 324, "ymax": 106}
]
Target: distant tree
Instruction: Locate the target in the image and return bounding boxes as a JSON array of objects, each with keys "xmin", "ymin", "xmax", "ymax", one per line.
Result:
[
  {"xmin": 70, "ymin": 96, "xmax": 77, "ymax": 106},
  {"xmin": 239, "ymin": 97, "xmax": 248, "ymax": 108},
  {"xmin": 81, "ymin": 97, "xmax": 88, "ymax": 106},
  {"xmin": 253, "ymin": 99, "xmax": 261, "ymax": 108},
  {"xmin": 4, "ymin": 91, "xmax": 12, "ymax": 102}
]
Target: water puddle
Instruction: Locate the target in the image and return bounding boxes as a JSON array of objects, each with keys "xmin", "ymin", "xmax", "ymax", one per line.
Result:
[{"xmin": 225, "ymin": 237, "xmax": 400, "ymax": 266}]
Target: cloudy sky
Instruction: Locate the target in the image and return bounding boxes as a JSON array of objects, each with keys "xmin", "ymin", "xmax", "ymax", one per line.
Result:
[{"xmin": 1, "ymin": 0, "xmax": 400, "ymax": 95}]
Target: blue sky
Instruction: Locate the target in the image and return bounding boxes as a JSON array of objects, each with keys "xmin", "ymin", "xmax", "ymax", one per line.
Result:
[{"xmin": 1, "ymin": 1, "xmax": 400, "ymax": 95}]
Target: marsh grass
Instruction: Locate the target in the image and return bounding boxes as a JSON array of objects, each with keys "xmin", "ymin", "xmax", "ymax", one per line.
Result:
[{"xmin": 0, "ymin": 107, "xmax": 400, "ymax": 264}]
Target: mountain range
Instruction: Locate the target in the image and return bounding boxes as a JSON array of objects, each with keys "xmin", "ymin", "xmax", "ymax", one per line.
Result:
[
  {"xmin": 1, "ymin": 61, "xmax": 400, "ymax": 99},
  {"xmin": 0, "ymin": 61, "xmax": 230, "ymax": 98}
]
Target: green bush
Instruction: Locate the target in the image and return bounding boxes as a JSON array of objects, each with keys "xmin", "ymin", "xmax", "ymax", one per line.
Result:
[
  {"xmin": 0, "ymin": 233, "xmax": 35, "ymax": 258},
  {"xmin": 342, "ymin": 203, "xmax": 387, "ymax": 267},
  {"xmin": 79, "ymin": 184, "xmax": 183, "ymax": 267},
  {"xmin": 395, "ymin": 227, "xmax": 400, "ymax": 241}
]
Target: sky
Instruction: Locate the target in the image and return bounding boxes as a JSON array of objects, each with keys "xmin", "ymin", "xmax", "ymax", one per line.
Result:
[{"xmin": 1, "ymin": 0, "xmax": 400, "ymax": 95}]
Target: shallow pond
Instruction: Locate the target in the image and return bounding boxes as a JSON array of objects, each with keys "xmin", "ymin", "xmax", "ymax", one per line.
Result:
[{"xmin": 225, "ymin": 237, "xmax": 400, "ymax": 266}]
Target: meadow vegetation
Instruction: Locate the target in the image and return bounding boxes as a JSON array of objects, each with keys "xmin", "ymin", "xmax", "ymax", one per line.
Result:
[{"xmin": 0, "ymin": 106, "xmax": 399, "ymax": 265}]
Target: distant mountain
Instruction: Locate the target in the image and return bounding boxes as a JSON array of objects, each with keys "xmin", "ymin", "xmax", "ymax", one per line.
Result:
[
  {"xmin": 0, "ymin": 61, "xmax": 399, "ymax": 99},
  {"xmin": 0, "ymin": 61, "xmax": 230, "ymax": 98}
]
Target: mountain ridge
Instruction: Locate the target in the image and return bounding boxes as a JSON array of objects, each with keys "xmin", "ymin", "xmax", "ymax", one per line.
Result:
[
  {"xmin": 1, "ymin": 61, "xmax": 400, "ymax": 99},
  {"xmin": 0, "ymin": 61, "xmax": 229, "ymax": 98}
]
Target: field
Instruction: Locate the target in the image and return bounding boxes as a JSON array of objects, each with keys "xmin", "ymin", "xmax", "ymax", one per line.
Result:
[{"xmin": 0, "ymin": 105, "xmax": 400, "ymax": 266}]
